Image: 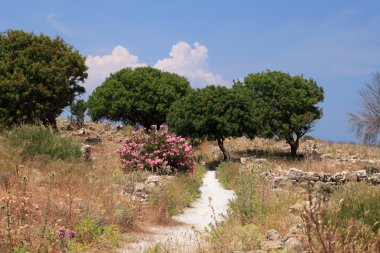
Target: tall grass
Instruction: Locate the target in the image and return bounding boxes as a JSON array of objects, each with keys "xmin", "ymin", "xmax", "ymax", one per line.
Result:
[
  {"xmin": 5, "ymin": 125, "xmax": 81, "ymax": 161},
  {"xmin": 328, "ymin": 183, "xmax": 380, "ymax": 233},
  {"xmin": 215, "ymin": 162, "xmax": 240, "ymax": 190},
  {"xmin": 150, "ymin": 164, "xmax": 206, "ymax": 218},
  {"xmin": 207, "ymin": 161, "xmax": 299, "ymax": 252}
]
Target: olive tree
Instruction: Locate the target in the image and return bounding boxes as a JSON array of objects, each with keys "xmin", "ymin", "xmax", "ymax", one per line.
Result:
[
  {"xmin": 0, "ymin": 30, "xmax": 88, "ymax": 130},
  {"xmin": 238, "ymin": 70, "xmax": 324, "ymax": 157},
  {"xmin": 87, "ymin": 67, "xmax": 191, "ymax": 129},
  {"xmin": 349, "ymin": 72, "xmax": 380, "ymax": 144},
  {"xmin": 167, "ymin": 85, "xmax": 255, "ymax": 160}
]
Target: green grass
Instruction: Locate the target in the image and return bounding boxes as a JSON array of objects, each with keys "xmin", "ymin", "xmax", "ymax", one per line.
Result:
[
  {"xmin": 215, "ymin": 161, "xmax": 240, "ymax": 190},
  {"xmin": 4, "ymin": 125, "xmax": 82, "ymax": 161},
  {"xmin": 150, "ymin": 163, "xmax": 206, "ymax": 217},
  {"xmin": 328, "ymin": 183, "xmax": 380, "ymax": 234}
]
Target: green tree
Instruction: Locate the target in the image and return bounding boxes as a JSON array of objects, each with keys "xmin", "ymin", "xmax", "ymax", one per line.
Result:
[
  {"xmin": 238, "ymin": 70, "xmax": 324, "ymax": 157},
  {"xmin": 87, "ymin": 66, "xmax": 191, "ymax": 129},
  {"xmin": 0, "ymin": 30, "xmax": 88, "ymax": 130},
  {"xmin": 167, "ymin": 85, "xmax": 255, "ymax": 161},
  {"xmin": 70, "ymin": 99, "xmax": 87, "ymax": 128}
]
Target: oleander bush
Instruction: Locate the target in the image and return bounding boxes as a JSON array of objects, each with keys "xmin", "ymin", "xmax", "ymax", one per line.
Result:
[{"xmin": 118, "ymin": 125, "xmax": 194, "ymax": 175}]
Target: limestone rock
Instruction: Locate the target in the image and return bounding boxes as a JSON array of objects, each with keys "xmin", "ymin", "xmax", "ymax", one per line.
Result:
[
  {"xmin": 305, "ymin": 171, "xmax": 319, "ymax": 181},
  {"xmin": 284, "ymin": 237, "xmax": 303, "ymax": 252},
  {"xmin": 260, "ymin": 240, "xmax": 283, "ymax": 251},
  {"xmin": 369, "ymin": 173, "xmax": 380, "ymax": 185},
  {"xmin": 273, "ymin": 176, "xmax": 288, "ymax": 189},
  {"xmin": 265, "ymin": 229, "xmax": 281, "ymax": 241},
  {"xmin": 80, "ymin": 144, "xmax": 92, "ymax": 161},
  {"xmin": 354, "ymin": 170, "xmax": 367, "ymax": 181},
  {"xmin": 85, "ymin": 136, "xmax": 101, "ymax": 144},
  {"xmin": 288, "ymin": 168, "xmax": 305, "ymax": 181}
]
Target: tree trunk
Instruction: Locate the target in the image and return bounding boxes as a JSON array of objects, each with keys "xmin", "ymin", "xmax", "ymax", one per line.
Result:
[
  {"xmin": 289, "ymin": 137, "xmax": 300, "ymax": 158},
  {"xmin": 217, "ymin": 138, "xmax": 230, "ymax": 161},
  {"xmin": 47, "ymin": 114, "xmax": 58, "ymax": 132}
]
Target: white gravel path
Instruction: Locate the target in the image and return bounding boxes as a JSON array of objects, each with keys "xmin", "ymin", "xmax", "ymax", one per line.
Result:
[{"xmin": 121, "ymin": 170, "xmax": 235, "ymax": 253}]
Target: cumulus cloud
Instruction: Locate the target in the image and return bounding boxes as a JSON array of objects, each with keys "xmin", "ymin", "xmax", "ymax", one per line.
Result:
[
  {"xmin": 84, "ymin": 45, "xmax": 145, "ymax": 93},
  {"xmin": 154, "ymin": 42, "xmax": 226, "ymax": 87}
]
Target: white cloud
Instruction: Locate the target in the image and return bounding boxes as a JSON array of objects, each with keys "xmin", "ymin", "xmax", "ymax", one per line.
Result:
[
  {"xmin": 85, "ymin": 45, "xmax": 145, "ymax": 93},
  {"xmin": 154, "ymin": 42, "xmax": 226, "ymax": 87}
]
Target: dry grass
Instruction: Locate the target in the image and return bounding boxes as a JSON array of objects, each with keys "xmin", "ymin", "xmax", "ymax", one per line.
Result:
[
  {"xmin": 0, "ymin": 124, "xmax": 136, "ymax": 252},
  {"xmin": 203, "ymin": 136, "xmax": 380, "ymax": 253}
]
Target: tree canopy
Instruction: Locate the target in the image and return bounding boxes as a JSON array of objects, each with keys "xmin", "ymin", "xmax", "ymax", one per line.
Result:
[
  {"xmin": 0, "ymin": 30, "xmax": 88, "ymax": 129},
  {"xmin": 349, "ymin": 72, "xmax": 380, "ymax": 144},
  {"xmin": 237, "ymin": 70, "xmax": 324, "ymax": 156},
  {"xmin": 167, "ymin": 85, "xmax": 255, "ymax": 160},
  {"xmin": 87, "ymin": 66, "xmax": 191, "ymax": 129}
]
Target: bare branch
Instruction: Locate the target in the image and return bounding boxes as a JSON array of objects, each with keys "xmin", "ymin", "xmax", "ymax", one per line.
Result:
[{"xmin": 349, "ymin": 72, "xmax": 380, "ymax": 144}]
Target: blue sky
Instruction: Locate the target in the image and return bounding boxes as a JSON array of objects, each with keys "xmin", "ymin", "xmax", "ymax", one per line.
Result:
[{"xmin": 1, "ymin": 0, "xmax": 380, "ymax": 142}]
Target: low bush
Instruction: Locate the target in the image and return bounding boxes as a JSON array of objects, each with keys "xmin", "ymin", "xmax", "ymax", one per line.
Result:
[
  {"xmin": 118, "ymin": 125, "xmax": 194, "ymax": 175},
  {"xmin": 5, "ymin": 125, "xmax": 81, "ymax": 161},
  {"xmin": 75, "ymin": 216, "xmax": 120, "ymax": 246},
  {"xmin": 150, "ymin": 164, "xmax": 206, "ymax": 217}
]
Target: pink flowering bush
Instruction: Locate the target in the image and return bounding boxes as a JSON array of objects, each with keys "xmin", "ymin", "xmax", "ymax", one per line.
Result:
[{"xmin": 118, "ymin": 125, "xmax": 194, "ymax": 175}]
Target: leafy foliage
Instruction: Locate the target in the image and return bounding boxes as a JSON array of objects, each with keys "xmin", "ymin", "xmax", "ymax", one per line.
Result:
[
  {"xmin": 0, "ymin": 30, "xmax": 88, "ymax": 129},
  {"xmin": 237, "ymin": 70, "xmax": 324, "ymax": 156},
  {"xmin": 118, "ymin": 125, "xmax": 194, "ymax": 175},
  {"xmin": 70, "ymin": 99, "xmax": 87, "ymax": 128},
  {"xmin": 87, "ymin": 67, "xmax": 190, "ymax": 128},
  {"xmin": 167, "ymin": 85, "xmax": 255, "ymax": 160}
]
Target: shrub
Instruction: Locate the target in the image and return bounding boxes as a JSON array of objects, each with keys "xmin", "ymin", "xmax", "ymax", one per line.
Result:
[
  {"xmin": 118, "ymin": 125, "xmax": 194, "ymax": 175},
  {"xmin": 5, "ymin": 125, "xmax": 81, "ymax": 161},
  {"xmin": 75, "ymin": 216, "xmax": 119, "ymax": 246},
  {"xmin": 70, "ymin": 99, "xmax": 87, "ymax": 128}
]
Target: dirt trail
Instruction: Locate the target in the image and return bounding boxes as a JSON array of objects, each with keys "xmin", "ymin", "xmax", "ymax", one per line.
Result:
[{"xmin": 121, "ymin": 170, "xmax": 235, "ymax": 253}]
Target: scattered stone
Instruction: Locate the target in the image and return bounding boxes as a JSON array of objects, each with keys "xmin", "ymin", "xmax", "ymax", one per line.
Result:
[
  {"xmin": 134, "ymin": 182, "xmax": 145, "ymax": 193},
  {"xmin": 146, "ymin": 175, "xmax": 161, "ymax": 185},
  {"xmin": 85, "ymin": 136, "xmax": 101, "ymax": 144},
  {"xmin": 355, "ymin": 170, "xmax": 367, "ymax": 181},
  {"xmin": 305, "ymin": 171, "xmax": 320, "ymax": 182},
  {"xmin": 260, "ymin": 240, "xmax": 283, "ymax": 251},
  {"xmin": 260, "ymin": 171, "xmax": 272, "ymax": 179},
  {"xmin": 332, "ymin": 171, "xmax": 348, "ymax": 184},
  {"xmin": 284, "ymin": 237, "xmax": 303, "ymax": 252},
  {"xmin": 265, "ymin": 229, "xmax": 281, "ymax": 241},
  {"xmin": 273, "ymin": 176, "xmax": 288, "ymax": 189},
  {"xmin": 288, "ymin": 168, "xmax": 305, "ymax": 181},
  {"xmin": 369, "ymin": 173, "xmax": 380, "ymax": 185},
  {"xmin": 304, "ymin": 140, "xmax": 322, "ymax": 160},
  {"xmin": 80, "ymin": 144, "xmax": 92, "ymax": 161},
  {"xmin": 319, "ymin": 172, "xmax": 332, "ymax": 182}
]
